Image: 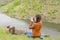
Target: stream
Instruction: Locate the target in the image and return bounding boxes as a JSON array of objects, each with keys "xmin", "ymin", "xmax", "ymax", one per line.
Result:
[{"xmin": 0, "ymin": 13, "xmax": 60, "ymax": 38}]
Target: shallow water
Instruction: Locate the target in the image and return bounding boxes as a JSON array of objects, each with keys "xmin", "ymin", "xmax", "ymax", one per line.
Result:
[
  {"xmin": 0, "ymin": 13, "xmax": 28, "ymax": 31},
  {"xmin": 41, "ymin": 22, "xmax": 60, "ymax": 38},
  {"xmin": 0, "ymin": 13, "xmax": 60, "ymax": 38}
]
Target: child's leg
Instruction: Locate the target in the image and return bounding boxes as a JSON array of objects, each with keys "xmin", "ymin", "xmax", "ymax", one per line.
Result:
[{"xmin": 26, "ymin": 30, "xmax": 32, "ymax": 38}]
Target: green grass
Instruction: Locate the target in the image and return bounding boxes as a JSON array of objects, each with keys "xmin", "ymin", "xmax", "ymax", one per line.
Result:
[
  {"xmin": 0, "ymin": 4, "xmax": 6, "ymax": 8},
  {"xmin": 0, "ymin": 0, "xmax": 14, "ymax": 8},
  {"xmin": 0, "ymin": 0, "xmax": 59, "ymax": 20},
  {"xmin": 0, "ymin": 0, "xmax": 43, "ymax": 19},
  {"xmin": 0, "ymin": 27, "xmax": 60, "ymax": 40}
]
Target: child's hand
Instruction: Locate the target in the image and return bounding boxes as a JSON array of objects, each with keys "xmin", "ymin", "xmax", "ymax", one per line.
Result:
[{"xmin": 30, "ymin": 17, "xmax": 33, "ymax": 22}]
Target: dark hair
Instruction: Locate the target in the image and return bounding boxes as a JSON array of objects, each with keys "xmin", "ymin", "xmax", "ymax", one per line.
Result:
[
  {"xmin": 12, "ymin": 27, "xmax": 15, "ymax": 34},
  {"xmin": 7, "ymin": 26, "xmax": 10, "ymax": 28},
  {"xmin": 35, "ymin": 14, "xmax": 41, "ymax": 23}
]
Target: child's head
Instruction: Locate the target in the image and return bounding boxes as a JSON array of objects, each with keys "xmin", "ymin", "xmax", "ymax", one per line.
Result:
[
  {"xmin": 30, "ymin": 14, "xmax": 41, "ymax": 23},
  {"xmin": 35, "ymin": 14, "xmax": 41, "ymax": 23},
  {"xmin": 7, "ymin": 25, "xmax": 10, "ymax": 28},
  {"xmin": 7, "ymin": 25, "xmax": 15, "ymax": 34}
]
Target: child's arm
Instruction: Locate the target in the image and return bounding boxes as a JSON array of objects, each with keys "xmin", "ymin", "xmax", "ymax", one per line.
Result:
[
  {"xmin": 29, "ymin": 21, "xmax": 35, "ymax": 29},
  {"xmin": 29, "ymin": 17, "xmax": 35, "ymax": 29}
]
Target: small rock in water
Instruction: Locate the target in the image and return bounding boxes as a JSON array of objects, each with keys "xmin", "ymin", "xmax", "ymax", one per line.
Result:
[{"xmin": 44, "ymin": 35, "xmax": 50, "ymax": 37}]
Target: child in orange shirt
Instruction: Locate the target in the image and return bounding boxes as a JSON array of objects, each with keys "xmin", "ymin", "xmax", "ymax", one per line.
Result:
[{"xmin": 29, "ymin": 14, "xmax": 43, "ymax": 39}]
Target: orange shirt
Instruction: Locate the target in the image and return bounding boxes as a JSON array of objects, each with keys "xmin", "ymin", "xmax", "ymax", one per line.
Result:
[{"xmin": 29, "ymin": 21, "xmax": 42, "ymax": 36}]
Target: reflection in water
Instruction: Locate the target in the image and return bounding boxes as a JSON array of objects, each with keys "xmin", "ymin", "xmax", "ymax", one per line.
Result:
[
  {"xmin": 42, "ymin": 22, "xmax": 60, "ymax": 38},
  {"xmin": 0, "ymin": 13, "xmax": 60, "ymax": 38},
  {"xmin": 43, "ymin": 22, "xmax": 60, "ymax": 32}
]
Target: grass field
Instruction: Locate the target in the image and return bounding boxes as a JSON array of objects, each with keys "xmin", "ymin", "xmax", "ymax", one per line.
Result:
[{"xmin": 0, "ymin": 27, "xmax": 60, "ymax": 40}]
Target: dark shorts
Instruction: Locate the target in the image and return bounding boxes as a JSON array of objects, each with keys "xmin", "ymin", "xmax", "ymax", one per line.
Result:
[
  {"xmin": 31, "ymin": 36, "xmax": 43, "ymax": 39},
  {"xmin": 32, "ymin": 36, "xmax": 41, "ymax": 38}
]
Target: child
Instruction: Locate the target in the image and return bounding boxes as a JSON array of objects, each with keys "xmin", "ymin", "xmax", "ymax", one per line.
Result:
[
  {"xmin": 29, "ymin": 14, "xmax": 43, "ymax": 39},
  {"xmin": 7, "ymin": 25, "xmax": 15, "ymax": 34},
  {"xmin": 6, "ymin": 25, "xmax": 26, "ymax": 34}
]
